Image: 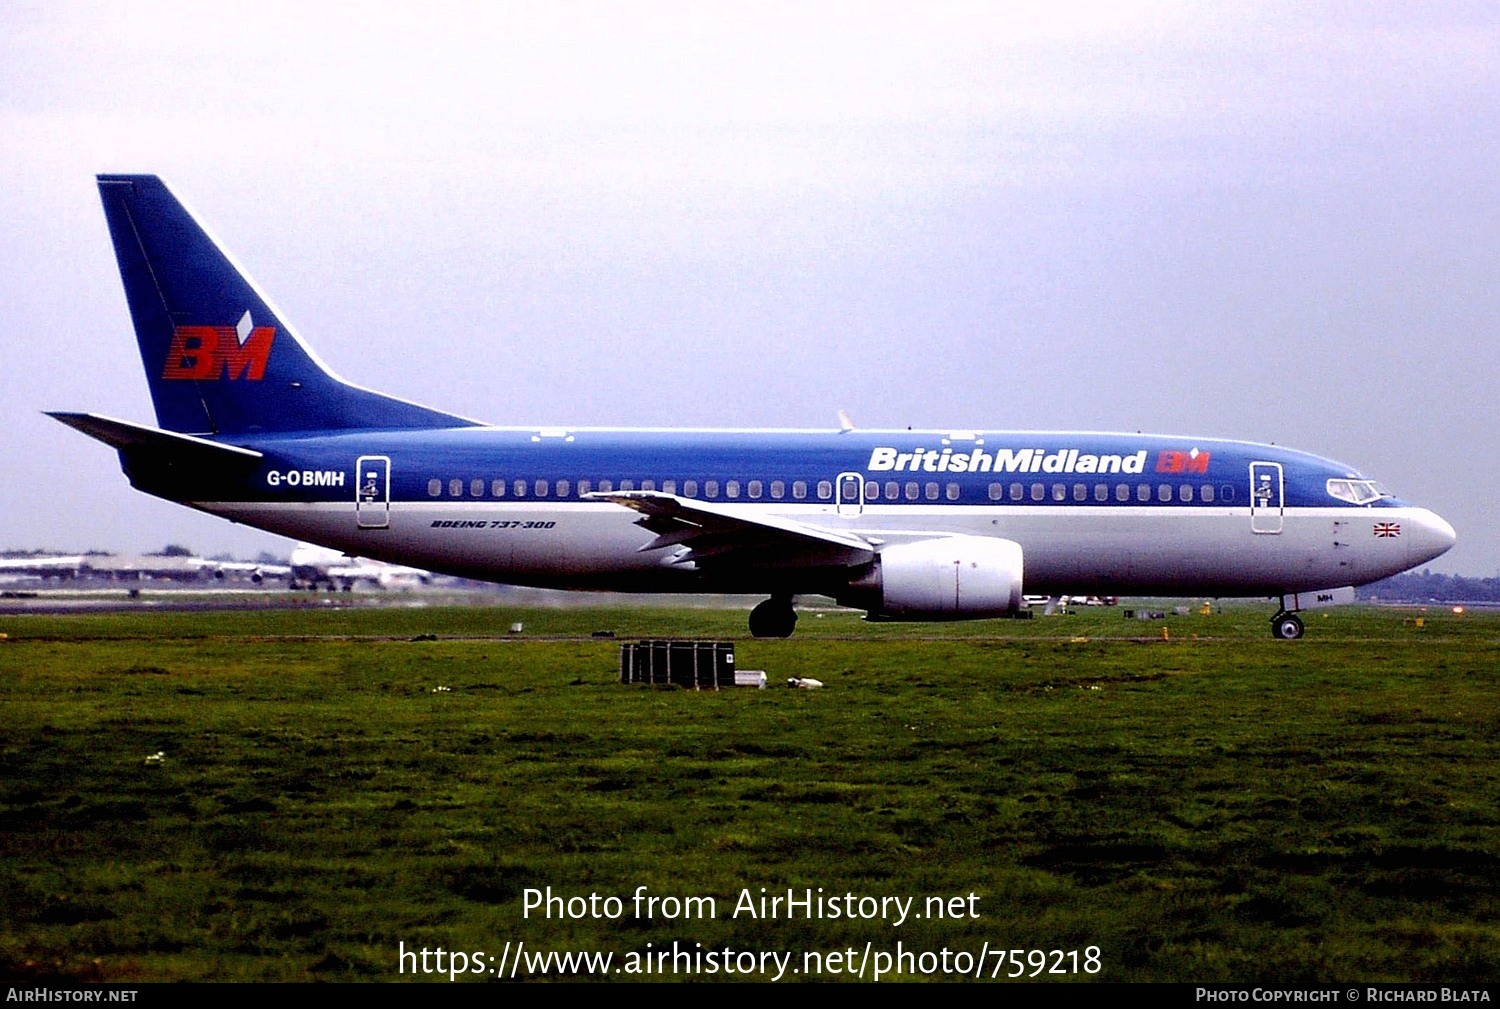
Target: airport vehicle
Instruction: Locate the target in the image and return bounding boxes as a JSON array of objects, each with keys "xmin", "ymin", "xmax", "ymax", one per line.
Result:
[{"xmin": 53, "ymin": 175, "xmax": 1456, "ymax": 638}]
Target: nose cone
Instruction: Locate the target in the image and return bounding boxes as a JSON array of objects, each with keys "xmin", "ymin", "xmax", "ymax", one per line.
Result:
[{"xmin": 1406, "ymin": 508, "xmax": 1457, "ymax": 567}]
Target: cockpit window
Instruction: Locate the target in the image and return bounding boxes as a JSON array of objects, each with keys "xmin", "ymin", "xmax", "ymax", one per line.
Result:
[{"xmin": 1326, "ymin": 479, "xmax": 1391, "ymax": 505}]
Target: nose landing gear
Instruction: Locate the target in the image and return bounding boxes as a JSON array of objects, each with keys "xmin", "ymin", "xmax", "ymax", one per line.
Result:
[{"xmin": 1271, "ymin": 611, "xmax": 1304, "ymax": 640}]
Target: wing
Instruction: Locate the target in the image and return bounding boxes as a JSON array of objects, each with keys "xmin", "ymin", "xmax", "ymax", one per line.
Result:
[{"xmin": 586, "ymin": 491, "xmax": 875, "ymax": 571}]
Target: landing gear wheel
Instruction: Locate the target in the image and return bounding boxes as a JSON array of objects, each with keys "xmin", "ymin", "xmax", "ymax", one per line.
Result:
[
  {"xmin": 749, "ymin": 597, "xmax": 798, "ymax": 638},
  {"xmin": 1271, "ymin": 613, "xmax": 1304, "ymax": 640}
]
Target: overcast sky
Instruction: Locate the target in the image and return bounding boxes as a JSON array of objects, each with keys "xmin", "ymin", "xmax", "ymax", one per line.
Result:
[{"xmin": 2, "ymin": 1, "xmax": 1495, "ymax": 574}]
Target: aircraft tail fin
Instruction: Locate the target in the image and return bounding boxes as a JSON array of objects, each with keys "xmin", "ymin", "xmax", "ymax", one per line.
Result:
[{"xmin": 96, "ymin": 174, "xmax": 478, "ymax": 435}]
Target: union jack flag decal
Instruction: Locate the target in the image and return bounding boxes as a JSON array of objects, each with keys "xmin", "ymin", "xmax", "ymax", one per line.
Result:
[{"xmin": 1373, "ymin": 522, "xmax": 1402, "ymax": 538}]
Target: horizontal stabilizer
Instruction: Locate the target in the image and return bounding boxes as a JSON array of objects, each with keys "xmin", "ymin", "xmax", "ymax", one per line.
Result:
[{"xmin": 46, "ymin": 412, "xmax": 263, "ymax": 460}]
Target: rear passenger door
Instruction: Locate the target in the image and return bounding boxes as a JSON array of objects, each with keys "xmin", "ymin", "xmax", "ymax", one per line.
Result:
[{"xmin": 356, "ymin": 455, "xmax": 390, "ymax": 529}]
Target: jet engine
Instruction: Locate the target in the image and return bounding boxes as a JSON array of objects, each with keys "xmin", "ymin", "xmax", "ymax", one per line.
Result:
[{"xmin": 838, "ymin": 535, "xmax": 1024, "ymax": 620}]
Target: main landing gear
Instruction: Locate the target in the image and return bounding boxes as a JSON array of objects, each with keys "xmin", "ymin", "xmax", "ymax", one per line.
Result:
[
  {"xmin": 749, "ymin": 595, "xmax": 798, "ymax": 638},
  {"xmin": 1270, "ymin": 610, "xmax": 1305, "ymax": 640}
]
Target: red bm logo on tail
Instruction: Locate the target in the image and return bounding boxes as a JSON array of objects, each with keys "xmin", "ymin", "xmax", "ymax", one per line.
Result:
[{"xmin": 162, "ymin": 315, "xmax": 275, "ymax": 381}]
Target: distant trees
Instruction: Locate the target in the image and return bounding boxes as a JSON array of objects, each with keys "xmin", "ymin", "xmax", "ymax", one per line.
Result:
[{"xmin": 1357, "ymin": 570, "xmax": 1500, "ymax": 603}]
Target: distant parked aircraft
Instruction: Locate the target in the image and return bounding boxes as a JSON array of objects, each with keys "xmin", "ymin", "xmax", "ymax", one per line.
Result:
[
  {"xmin": 285, "ymin": 543, "xmax": 430, "ymax": 590},
  {"xmin": 0, "ymin": 555, "xmax": 88, "ymax": 580}
]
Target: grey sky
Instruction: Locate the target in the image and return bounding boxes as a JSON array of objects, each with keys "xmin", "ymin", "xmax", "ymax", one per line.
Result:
[{"xmin": 3, "ymin": 1, "xmax": 1494, "ymax": 573}]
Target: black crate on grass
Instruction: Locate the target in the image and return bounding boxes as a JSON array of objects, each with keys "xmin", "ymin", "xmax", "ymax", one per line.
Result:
[{"xmin": 619, "ymin": 640, "xmax": 735, "ymax": 689}]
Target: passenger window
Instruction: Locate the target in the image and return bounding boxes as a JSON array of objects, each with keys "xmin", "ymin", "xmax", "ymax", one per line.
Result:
[
  {"xmin": 641, "ymin": 480, "xmax": 655, "ymax": 492},
  {"xmin": 1093, "ymin": 484, "xmax": 1107, "ymax": 502},
  {"xmin": 661, "ymin": 480, "xmax": 674, "ymax": 494},
  {"xmin": 577, "ymin": 479, "xmax": 591, "ymax": 496},
  {"xmin": 470, "ymin": 478, "xmax": 484, "ymax": 497},
  {"xmin": 428, "ymin": 479, "xmax": 442, "ymax": 497},
  {"xmin": 905, "ymin": 481, "xmax": 919, "ymax": 501},
  {"xmin": 535, "ymin": 480, "xmax": 549, "ymax": 497},
  {"xmin": 620, "ymin": 479, "xmax": 634, "ymax": 491},
  {"xmin": 988, "ymin": 482, "xmax": 1003, "ymax": 501},
  {"xmin": 726, "ymin": 480, "xmax": 740, "ymax": 499},
  {"xmin": 1031, "ymin": 483, "xmax": 1045, "ymax": 501},
  {"xmin": 770, "ymin": 480, "xmax": 784, "ymax": 499},
  {"xmin": 513, "ymin": 479, "xmax": 526, "ymax": 497},
  {"xmin": 1179, "ymin": 484, "xmax": 1192, "ymax": 502},
  {"xmin": 1010, "ymin": 483, "xmax": 1023, "ymax": 501},
  {"xmin": 865, "ymin": 481, "xmax": 879, "ymax": 501},
  {"xmin": 946, "ymin": 482, "xmax": 960, "ymax": 501},
  {"xmin": 748, "ymin": 480, "xmax": 762, "ymax": 499},
  {"xmin": 1201, "ymin": 484, "xmax": 1214, "ymax": 503},
  {"xmin": 598, "ymin": 479, "xmax": 612, "ymax": 493},
  {"xmin": 1072, "ymin": 483, "xmax": 1087, "ymax": 502},
  {"xmin": 1051, "ymin": 483, "xmax": 1066, "ymax": 502},
  {"xmin": 1158, "ymin": 484, "xmax": 1172, "ymax": 502},
  {"xmin": 705, "ymin": 480, "xmax": 719, "ymax": 498},
  {"xmin": 925, "ymin": 482, "xmax": 939, "ymax": 501},
  {"xmin": 684, "ymin": 480, "xmax": 698, "ymax": 497},
  {"xmin": 492, "ymin": 478, "xmax": 506, "ymax": 497},
  {"xmin": 792, "ymin": 480, "xmax": 806, "ymax": 500},
  {"xmin": 1137, "ymin": 485, "xmax": 1151, "ymax": 502},
  {"xmin": 1219, "ymin": 485, "xmax": 1235, "ymax": 501},
  {"xmin": 816, "ymin": 480, "xmax": 832, "ymax": 500},
  {"xmin": 887, "ymin": 481, "xmax": 901, "ymax": 501},
  {"xmin": 1115, "ymin": 484, "xmax": 1129, "ymax": 502},
  {"xmin": 556, "ymin": 479, "xmax": 570, "ymax": 497},
  {"xmin": 449, "ymin": 478, "xmax": 463, "ymax": 497}
]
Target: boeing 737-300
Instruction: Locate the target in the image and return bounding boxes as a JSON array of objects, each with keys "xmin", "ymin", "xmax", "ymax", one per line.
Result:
[{"xmin": 52, "ymin": 175, "xmax": 1457, "ymax": 639}]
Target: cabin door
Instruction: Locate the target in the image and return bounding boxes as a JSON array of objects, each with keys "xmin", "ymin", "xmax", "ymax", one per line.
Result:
[
  {"xmin": 836, "ymin": 471, "xmax": 864, "ymax": 516},
  {"xmin": 1249, "ymin": 461, "xmax": 1283, "ymax": 534},
  {"xmin": 356, "ymin": 455, "xmax": 391, "ymax": 529}
]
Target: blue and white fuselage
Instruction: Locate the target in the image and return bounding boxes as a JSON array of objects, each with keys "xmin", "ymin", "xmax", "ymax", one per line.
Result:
[
  {"xmin": 172, "ymin": 427, "xmax": 1451, "ymax": 597},
  {"xmin": 54, "ymin": 176, "xmax": 1455, "ymax": 639}
]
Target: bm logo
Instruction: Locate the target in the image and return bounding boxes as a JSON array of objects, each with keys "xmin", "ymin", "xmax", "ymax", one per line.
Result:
[
  {"xmin": 162, "ymin": 311, "xmax": 274, "ymax": 381},
  {"xmin": 1155, "ymin": 448, "xmax": 1210, "ymax": 474}
]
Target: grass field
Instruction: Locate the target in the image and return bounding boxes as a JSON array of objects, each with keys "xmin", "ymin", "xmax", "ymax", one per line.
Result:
[{"xmin": 1, "ymin": 601, "xmax": 1496, "ymax": 982}]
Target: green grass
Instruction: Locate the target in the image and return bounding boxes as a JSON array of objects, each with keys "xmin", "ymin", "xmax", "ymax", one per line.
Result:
[{"xmin": 1, "ymin": 603, "xmax": 1496, "ymax": 982}]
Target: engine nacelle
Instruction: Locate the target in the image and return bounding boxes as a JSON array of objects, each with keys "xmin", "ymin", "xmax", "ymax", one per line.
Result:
[{"xmin": 838, "ymin": 536, "xmax": 1024, "ymax": 620}]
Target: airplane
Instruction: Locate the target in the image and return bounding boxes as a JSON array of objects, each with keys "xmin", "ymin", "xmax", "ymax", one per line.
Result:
[
  {"xmin": 285, "ymin": 542, "xmax": 432, "ymax": 591},
  {"xmin": 0, "ymin": 554, "xmax": 89, "ymax": 580},
  {"xmin": 203, "ymin": 544, "xmax": 429, "ymax": 590},
  {"xmin": 52, "ymin": 174, "xmax": 1456, "ymax": 639},
  {"xmin": 0, "ymin": 551, "xmax": 272, "ymax": 585}
]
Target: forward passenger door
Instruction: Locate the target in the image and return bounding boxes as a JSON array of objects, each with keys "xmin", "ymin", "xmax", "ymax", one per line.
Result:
[{"xmin": 1249, "ymin": 462, "xmax": 1283, "ymax": 534}]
